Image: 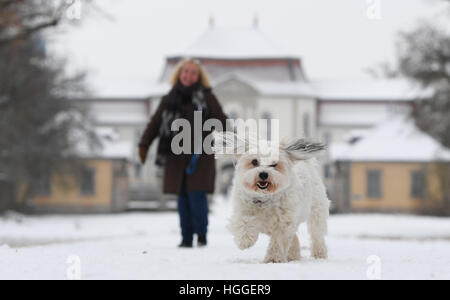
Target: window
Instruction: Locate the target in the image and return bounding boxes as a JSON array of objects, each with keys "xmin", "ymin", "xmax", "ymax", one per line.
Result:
[
  {"xmin": 134, "ymin": 129, "xmax": 142, "ymax": 148},
  {"xmin": 324, "ymin": 164, "xmax": 331, "ymax": 179},
  {"xmin": 411, "ymin": 170, "xmax": 427, "ymax": 199},
  {"xmin": 366, "ymin": 170, "xmax": 382, "ymax": 199},
  {"xmin": 323, "ymin": 132, "xmax": 331, "ymax": 146},
  {"xmin": 303, "ymin": 113, "xmax": 310, "ymax": 138},
  {"xmin": 229, "ymin": 111, "xmax": 239, "ymax": 120},
  {"xmin": 261, "ymin": 112, "xmax": 272, "ymax": 141},
  {"xmin": 134, "ymin": 163, "xmax": 142, "ymax": 178},
  {"xmin": 36, "ymin": 172, "xmax": 51, "ymax": 196},
  {"xmin": 135, "ymin": 129, "xmax": 143, "ymax": 141},
  {"xmin": 80, "ymin": 167, "xmax": 96, "ymax": 196}
]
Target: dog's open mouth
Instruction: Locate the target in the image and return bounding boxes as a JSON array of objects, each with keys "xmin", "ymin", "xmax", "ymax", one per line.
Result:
[{"xmin": 256, "ymin": 181, "xmax": 270, "ymax": 190}]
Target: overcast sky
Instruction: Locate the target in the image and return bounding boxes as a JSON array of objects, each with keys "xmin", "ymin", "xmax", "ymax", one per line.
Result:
[{"xmin": 49, "ymin": 0, "xmax": 449, "ymax": 97}]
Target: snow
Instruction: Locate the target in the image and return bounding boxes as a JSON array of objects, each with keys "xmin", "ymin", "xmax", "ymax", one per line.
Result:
[
  {"xmin": 332, "ymin": 115, "xmax": 450, "ymax": 162},
  {"xmin": 212, "ymin": 73, "xmax": 315, "ymax": 97},
  {"xmin": 312, "ymin": 78, "xmax": 433, "ymax": 101},
  {"xmin": 78, "ymin": 99, "xmax": 152, "ymax": 126},
  {"xmin": 97, "ymin": 140, "xmax": 133, "ymax": 160},
  {"xmin": 318, "ymin": 102, "xmax": 410, "ymax": 127},
  {"xmin": 93, "ymin": 112, "xmax": 149, "ymax": 125},
  {"xmin": 212, "ymin": 73, "xmax": 431, "ymax": 102},
  {"xmin": 90, "ymin": 81, "xmax": 170, "ymax": 99},
  {"xmin": 1, "ymin": 196, "xmax": 450, "ymax": 280},
  {"xmin": 252, "ymin": 81, "xmax": 314, "ymax": 97},
  {"xmin": 169, "ymin": 27, "xmax": 298, "ymax": 59},
  {"xmin": 75, "ymin": 127, "xmax": 134, "ymax": 160}
]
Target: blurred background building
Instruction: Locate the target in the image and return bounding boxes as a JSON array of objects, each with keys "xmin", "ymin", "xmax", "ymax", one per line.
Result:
[
  {"xmin": 27, "ymin": 128, "xmax": 131, "ymax": 214},
  {"xmin": 69, "ymin": 20, "xmax": 443, "ymax": 214},
  {"xmin": 2, "ymin": 1, "xmax": 448, "ymax": 215},
  {"xmin": 332, "ymin": 117, "xmax": 450, "ymax": 214}
]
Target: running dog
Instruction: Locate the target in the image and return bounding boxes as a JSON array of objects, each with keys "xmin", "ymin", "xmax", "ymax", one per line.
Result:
[{"xmin": 213, "ymin": 132, "xmax": 330, "ymax": 263}]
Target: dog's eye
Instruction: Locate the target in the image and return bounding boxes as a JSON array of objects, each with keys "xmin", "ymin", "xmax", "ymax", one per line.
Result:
[
  {"xmin": 270, "ymin": 163, "xmax": 278, "ymax": 168},
  {"xmin": 251, "ymin": 159, "xmax": 259, "ymax": 167}
]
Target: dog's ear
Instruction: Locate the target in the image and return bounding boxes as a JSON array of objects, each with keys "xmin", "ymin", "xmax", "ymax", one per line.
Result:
[
  {"xmin": 212, "ymin": 131, "xmax": 249, "ymax": 160},
  {"xmin": 281, "ymin": 138, "xmax": 326, "ymax": 161}
]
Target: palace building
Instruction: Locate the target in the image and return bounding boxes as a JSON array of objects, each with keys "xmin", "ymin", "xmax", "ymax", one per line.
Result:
[{"xmin": 56, "ymin": 22, "xmax": 432, "ymax": 212}]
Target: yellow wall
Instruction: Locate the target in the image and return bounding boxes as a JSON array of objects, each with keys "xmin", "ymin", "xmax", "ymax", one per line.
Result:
[
  {"xmin": 350, "ymin": 162, "xmax": 443, "ymax": 213},
  {"xmin": 33, "ymin": 160, "xmax": 112, "ymax": 208}
]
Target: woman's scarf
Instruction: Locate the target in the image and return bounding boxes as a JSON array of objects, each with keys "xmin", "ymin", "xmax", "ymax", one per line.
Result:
[{"xmin": 155, "ymin": 81, "xmax": 209, "ymax": 167}]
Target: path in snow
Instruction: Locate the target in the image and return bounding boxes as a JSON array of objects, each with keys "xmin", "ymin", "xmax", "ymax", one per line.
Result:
[{"xmin": 1, "ymin": 197, "xmax": 450, "ymax": 280}]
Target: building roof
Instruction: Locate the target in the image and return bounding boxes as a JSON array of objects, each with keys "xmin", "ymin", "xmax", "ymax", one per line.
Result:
[
  {"xmin": 90, "ymin": 81, "xmax": 170, "ymax": 99},
  {"xmin": 332, "ymin": 115, "xmax": 450, "ymax": 162},
  {"xmin": 213, "ymin": 73, "xmax": 315, "ymax": 97},
  {"xmin": 76, "ymin": 127, "xmax": 134, "ymax": 160},
  {"xmin": 168, "ymin": 27, "xmax": 299, "ymax": 60},
  {"xmin": 316, "ymin": 79, "xmax": 433, "ymax": 127},
  {"xmin": 318, "ymin": 101, "xmax": 412, "ymax": 128},
  {"xmin": 160, "ymin": 26, "xmax": 306, "ymax": 84},
  {"xmin": 80, "ymin": 75, "xmax": 432, "ymax": 109},
  {"xmin": 85, "ymin": 24, "xmax": 433, "ymax": 102},
  {"xmin": 312, "ymin": 78, "xmax": 433, "ymax": 101},
  {"xmin": 160, "ymin": 58, "xmax": 306, "ymax": 84}
]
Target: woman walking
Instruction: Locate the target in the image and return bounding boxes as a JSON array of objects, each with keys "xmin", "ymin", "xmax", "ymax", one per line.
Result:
[{"xmin": 138, "ymin": 58, "xmax": 228, "ymax": 248}]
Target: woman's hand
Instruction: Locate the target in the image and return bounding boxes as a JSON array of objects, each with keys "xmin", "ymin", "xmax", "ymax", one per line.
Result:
[{"xmin": 139, "ymin": 146, "xmax": 149, "ymax": 164}]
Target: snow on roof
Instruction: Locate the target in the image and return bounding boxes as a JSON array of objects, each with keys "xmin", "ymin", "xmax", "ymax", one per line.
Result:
[
  {"xmin": 332, "ymin": 115, "xmax": 450, "ymax": 162},
  {"xmin": 94, "ymin": 113, "xmax": 149, "ymax": 125},
  {"xmin": 84, "ymin": 75, "xmax": 431, "ymax": 105},
  {"xmin": 95, "ymin": 127, "xmax": 120, "ymax": 141},
  {"xmin": 98, "ymin": 139, "xmax": 133, "ymax": 160},
  {"xmin": 160, "ymin": 60, "xmax": 305, "ymax": 84},
  {"xmin": 212, "ymin": 73, "xmax": 315, "ymax": 97},
  {"xmin": 79, "ymin": 100, "xmax": 152, "ymax": 125},
  {"xmin": 89, "ymin": 79, "xmax": 170, "ymax": 98},
  {"xmin": 76, "ymin": 127, "xmax": 133, "ymax": 160},
  {"xmin": 212, "ymin": 74, "xmax": 432, "ymax": 101},
  {"xmin": 342, "ymin": 129, "xmax": 371, "ymax": 143},
  {"xmin": 312, "ymin": 78, "xmax": 433, "ymax": 101},
  {"xmin": 169, "ymin": 27, "xmax": 299, "ymax": 59},
  {"xmin": 318, "ymin": 101, "xmax": 412, "ymax": 127},
  {"xmin": 251, "ymin": 80, "xmax": 315, "ymax": 97}
]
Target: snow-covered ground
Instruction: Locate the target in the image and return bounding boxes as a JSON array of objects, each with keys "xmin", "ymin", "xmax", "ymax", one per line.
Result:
[{"xmin": 1, "ymin": 197, "xmax": 450, "ymax": 280}]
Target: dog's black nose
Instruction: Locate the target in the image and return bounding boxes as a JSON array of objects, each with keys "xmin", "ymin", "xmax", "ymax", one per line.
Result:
[{"xmin": 259, "ymin": 172, "xmax": 268, "ymax": 180}]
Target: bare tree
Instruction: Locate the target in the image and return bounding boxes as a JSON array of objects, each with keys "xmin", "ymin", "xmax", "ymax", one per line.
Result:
[
  {"xmin": 366, "ymin": 1, "xmax": 450, "ymax": 215},
  {"xmin": 365, "ymin": 62, "xmax": 400, "ymax": 79},
  {"xmin": 0, "ymin": 0, "xmax": 101, "ymax": 212},
  {"xmin": 0, "ymin": 0, "xmax": 113, "ymax": 47},
  {"xmin": 397, "ymin": 22, "xmax": 450, "ymax": 149}
]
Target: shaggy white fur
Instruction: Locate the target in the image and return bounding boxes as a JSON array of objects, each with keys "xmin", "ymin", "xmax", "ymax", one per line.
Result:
[{"xmin": 214, "ymin": 132, "xmax": 330, "ymax": 263}]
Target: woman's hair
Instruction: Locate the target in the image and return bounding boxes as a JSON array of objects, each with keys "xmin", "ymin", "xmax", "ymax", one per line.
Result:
[{"xmin": 170, "ymin": 58, "xmax": 211, "ymax": 88}]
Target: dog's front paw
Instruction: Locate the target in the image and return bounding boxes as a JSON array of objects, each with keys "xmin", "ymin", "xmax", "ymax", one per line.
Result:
[
  {"xmin": 235, "ymin": 231, "xmax": 258, "ymax": 250},
  {"xmin": 287, "ymin": 251, "xmax": 301, "ymax": 262},
  {"xmin": 311, "ymin": 243, "xmax": 328, "ymax": 259},
  {"xmin": 228, "ymin": 216, "xmax": 260, "ymax": 250},
  {"xmin": 264, "ymin": 255, "xmax": 288, "ymax": 264}
]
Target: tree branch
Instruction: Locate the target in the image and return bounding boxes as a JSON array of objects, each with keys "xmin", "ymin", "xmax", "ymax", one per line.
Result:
[
  {"xmin": 0, "ymin": 0, "xmax": 18, "ymax": 12},
  {"xmin": 0, "ymin": 18, "xmax": 60, "ymax": 46}
]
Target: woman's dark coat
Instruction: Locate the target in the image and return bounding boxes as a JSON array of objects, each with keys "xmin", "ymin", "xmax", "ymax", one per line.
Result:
[{"xmin": 139, "ymin": 88, "xmax": 228, "ymax": 194}]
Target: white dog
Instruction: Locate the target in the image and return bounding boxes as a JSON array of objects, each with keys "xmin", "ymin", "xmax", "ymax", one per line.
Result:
[{"xmin": 213, "ymin": 132, "xmax": 330, "ymax": 263}]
